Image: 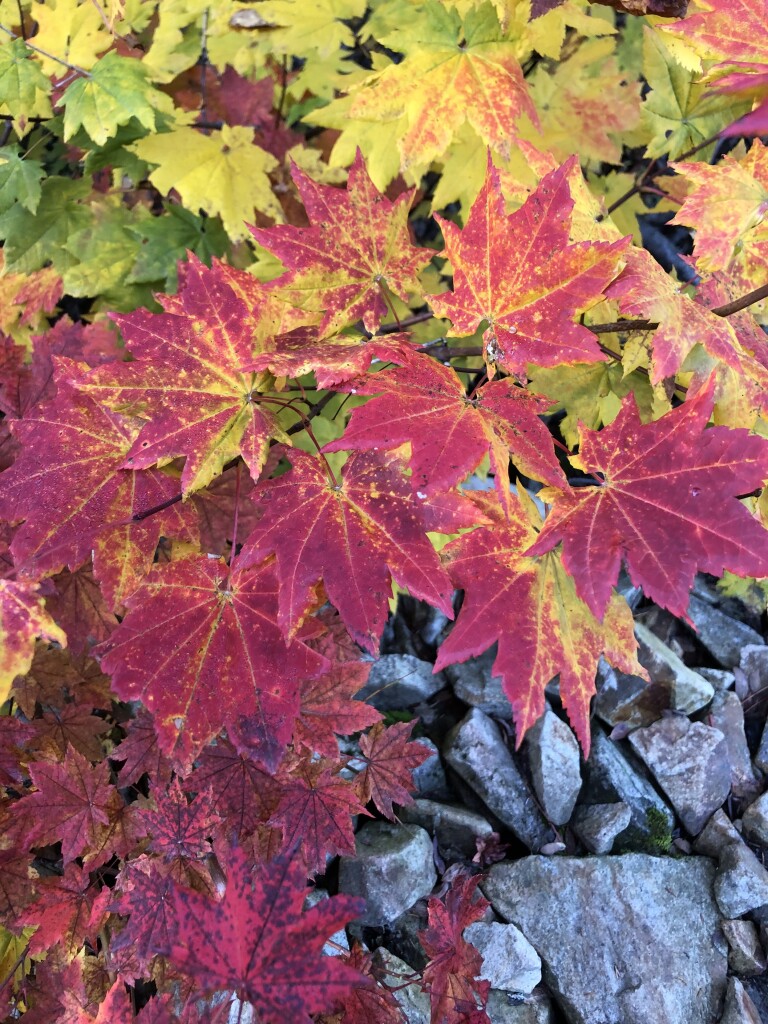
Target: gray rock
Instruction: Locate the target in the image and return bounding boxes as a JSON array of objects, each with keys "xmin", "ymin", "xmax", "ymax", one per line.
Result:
[
  {"xmin": 410, "ymin": 737, "xmax": 453, "ymax": 801},
  {"xmin": 464, "ymin": 921, "xmax": 541, "ymax": 993},
  {"xmin": 572, "ymin": 802, "xmax": 632, "ymax": 854},
  {"xmin": 696, "ymin": 811, "xmax": 768, "ymax": 918},
  {"xmin": 443, "ymin": 648, "xmax": 513, "ymax": 719},
  {"xmin": 399, "ymin": 799, "xmax": 494, "ymax": 862},
  {"xmin": 524, "ymin": 706, "xmax": 582, "ymax": 826},
  {"xmin": 582, "ymin": 727, "xmax": 674, "ymax": 849},
  {"xmin": 628, "ymin": 715, "xmax": 731, "ymax": 835},
  {"xmin": 483, "ymin": 854, "xmax": 727, "ymax": 1024},
  {"xmin": 742, "ymin": 792, "xmax": 768, "ymax": 847},
  {"xmin": 338, "ymin": 822, "xmax": 436, "ymax": 925},
  {"xmin": 304, "ymin": 888, "xmax": 349, "ymax": 955},
  {"xmin": 722, "ymin": 920, "xmax": 766, "ymax": 976},
  {"xmin": 486, "ymin": 990, "xmax": 554, "ymax": 1024},
  {"xmin": 372, "ymin": 947, "xmax": 430, "ymax": 1023},
  {"xmin": 355, "ymin": 654, "xmax": 445, "ymax": 710},
  {"xmin": 688, "ymin": 595, "xmax": 764, "ymax": 669},
  {"xmin": 720, "ymin": 977, "xmax": 762, "ymax": 1024},
  {"xmin": 741, "ymin": 645, "xmax": 768, "ymax": 691},
  {"xmin": 443, "ymin": 709, "xmax": 551, "ymax": 851},
  {"xmin": 699, "ymin": 667, "xmax": 736, "ymax": 690},
  {"xmin": 635, "ymin": 622, "xmax": 715, "ymax": 713},
  {"xmin": 709, "ymin": 690, "xmax": 762, "ymax": 799},
  {"xmin": 756, "ymin": 720, "xmax": 768, "ymax": 775},
  {"xmin": 594, "ymin": 659, "xmax": 665, "ymax": 731}
]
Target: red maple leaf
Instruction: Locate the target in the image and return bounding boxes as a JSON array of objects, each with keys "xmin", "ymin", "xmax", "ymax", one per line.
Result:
[
  {"xmin": 270, "ymin": 755, "xmax": 369, "ymax": 874},
  {"xmin": 324, "ymin": 352, "xmax": 566, "ymax": 511},
  {"xmin": 111, "ymin": 707, "xmax": 172, "ymax": 790},
  {"xmin": 294, "ymin": 661, "xmax": 380, "ymax": 758},
  {"xmin": 430, "ymin": 156, "xmax": 628, "ymax": 375},
  {"xmin": 14, "ymin": 747, "xmax": 116, "ymax": 865},
  {"xmin": 527, "ymin": 379, "xmax": 768, "ymax": 621},
  {"xmin": 18, "ymin": 863, "xmax": 110, "ymax": 955},
  {"xmin": 45, "ymin": 563, "xmax": 118, "ymax": 655},
  {"xmin": 240, "ymin": 447, "xmax": 475, "ymax": 653},
  {"xmin": 356, "ymin": 721, "xmax": 432, "ymax": 820},
  {"xmin": 419, "ymin": 874, "xmax": 491, "ymax": 1024},
  {"xmin": 142, "ymin": 778, "xmax": 221, "ymax": 863},
  {"xmin": 111, "ymin": 856, "xmax": 187, "ymax": 970},
  {"xmin": 250, "ymin": 151, "xmax": 431, "ymax": 336},
  {"xmin": 329, "ymin": 944, "xmax": 405, "ymax": 1024},
  {"xmin": 166, "ymin": 845, "xmax": 366, "ymax": 1022},
  {"xmin": 98, "ymin": 554, "xmax": 328, "ymax": 770}
]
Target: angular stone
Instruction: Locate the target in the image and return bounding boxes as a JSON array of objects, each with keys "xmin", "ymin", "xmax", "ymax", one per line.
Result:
[
  {"xmin": 689, "ymin": 595, "xmax": 764, "ymax": 668},
  {"xmin": 399, "ymin": 799, "xmax": 494, "ymax": 862},
  {"xmin": 722, "ymin": 920, "xmax": 766, "ymax": 976},
  {"xmin": 372, "ymin": 947, "xmax": 430, "ymax": 1023},
  {"xmin": 756, "ymin": 720, "xmax": 768, "ymax": 775},
  {"xmin": 742, "ymin": 792, "xmax": 768, "ymax": 847},
  {"xmin": 635, "ymin": 622, "xmax": 714, "ymax": 713},
  {"xmin": 524, "ymin": 705, "xmax": 582, "ymax": 826},
  {"xmin": 483, "ymin": 854, "xmax": 726, "ymax": 1024},
  {"xmin": 720, "ymin": 977, "xmax": 762, "ymax": 1024},
  {"xmin": 572, "ymin": 802, "xmax": 632, "ymax": 854},
  {"xmin": 741, "ymin": 645, "xmax": 768, "ymax": 691},
  {"xmin": 696, "ymin": 811, "xmax": 768, "ymax": 918},
  {"xmin": 304, "ymin": 888, "xmax": 349, "ymax": 955},
  {"xmin": 628, "ymin": 716, "xmax": 731, "ymax": 835},
  {"xmin": 338, "ymin": 822, "xmax": 436, "ymax": 925},
  {"xmin": 355, "ymin": 654, "xmax": 445, "ymax": 711},
  {"xmin": 443, "ymin": 709, "xmax": 551, "ymax": 851},
  {"xmin": 443, "ymin": 648, "xmax": 513, "ymax": 719},
  {"xmin": 594, "ymin": 659, "xmax": 668, "ymax": 731},
  {"xmin": 709, "ymin": 690, "xmax": 762, "ymax": 800},
  {"xmin": 699, "ymin": 667, "xmax": 735, "ymax": 690},
  {"xmin": 486, "ymin": 989, "xmax": 554, "ymax": 1024},
  {"xmin": 583, "ymin": 727, "xmax": 674, "ymax": 849},
  {"xmin": 410, "ymin": 737, "xmax": 453, "ymax": 802},
  {"xmin": 464, "ymin": 921, "xmax": 541, "ymax": 993}
]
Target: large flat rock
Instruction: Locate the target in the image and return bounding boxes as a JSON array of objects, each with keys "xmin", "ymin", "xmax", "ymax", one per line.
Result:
[{"xmin": 483, "ymin": 855, "xmax": 726, "ymax": 1024}]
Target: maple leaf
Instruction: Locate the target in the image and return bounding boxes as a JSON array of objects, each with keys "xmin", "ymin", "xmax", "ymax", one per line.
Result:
[
  {"xmin": 356, "ymin": 721, "xmax": 432, "ymax": 820},
  {"xmin": 419, "ymin": 874, "xmax": 491, "ymax": 1024},
  {"xmin": 29, "ymin": 702, "xmax": 111, "ymax": 763},
  {"xmin": 671, "ymin": 140, "xmax": 768, "ymax": 273},
  {"xmin": 661, "ymin": 0, "xmax": 768, "ymax": 68},
  {"xmin": 166, "ymin": 845, "xmax": 365, "ymax": 1022},
  {"xmin": 605, "ymin": 247, "xmax": 742, "ymax": 383},
  {"xmin": 323, "ymin": 352, "xmax": 566, "ymax": 512},
  {"xmin": 71, "ymin": 256, "xmax": 289, "ymax": 495},
  {"xmin": 0, "ymin": 379, "xmax": 196, "ymax": 606},
  {"xmin": 18, "ymin": 863, "xmax": 110, "ymax": 956},
  {"xmin": 143, "ymin": 779, "xmax": 221, "ymax": 863},
  {"xmin": 240, "ymin": 447, "xmax": 474, "ymax": 653},
  {"xmin": 269, "ymin": 755, "xmax": 368, "ymax": 873},
  {"xmin": 98, "ymin": 554, "xmax": 328, "ymax": 770},
  {"xmin": 434, "ymin": 490, "xmax": 643, "ymax": 751},
  {"xmin": 0, "ymin": 578, "xmax": 66, "ymax": 704},
  {"xmin": 111, "ymin": 707, "xmax": 172, "ymax": 789},
  {"xmin": 329, "ymin": 944, "xmax": 405, "ymax": 1024},
  {"xmin": 250, "ymin": 152, "xmax": 431, "ymax": 337},
  {"xmin": 430, "ymin": 157, "xmax": 628, "ymax": 376},
  {"xmin": 111, "ymin": 856, "xmax": 185, "ymax": 971},
  {"xmin": 45, "ymin": 563, "xmax": 118, "ymax": 655},
  {"xmin": 527, "ymin": 380, "xmax": 768, "ymax": 622},
  {"xmin": 14, "ymin": 747, "xmax": 116, "ymax": 866}
]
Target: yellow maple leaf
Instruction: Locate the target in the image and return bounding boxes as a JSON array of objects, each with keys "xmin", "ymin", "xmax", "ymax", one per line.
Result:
[
  {"xmin": 130, "ymin": 125, "xmax": 282, "ymax": 240},
  {"xmin": 31, "ymin": 0, "xmax": 111, "ymax": 74}
]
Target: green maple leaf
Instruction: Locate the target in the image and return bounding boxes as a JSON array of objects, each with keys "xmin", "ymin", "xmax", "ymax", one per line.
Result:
[
  {"xmin": 0, "ymin": 146, "xmax": 44, "ymax": 214},
  {"xmin": 60, "ymin": 51, "xmax": 172, "ymax": 146},
  {"xmin": 0, "ymin": 38, "xmax": 52, "ymax": 125},
  {"xmin": 0, "ymin": 177, "xmax": 92, "ymax": 275}
]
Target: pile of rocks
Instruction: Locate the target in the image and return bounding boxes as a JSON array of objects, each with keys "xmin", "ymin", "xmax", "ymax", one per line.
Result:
[{"xmin": 331, "ymin": 577, "xmax": 768, "ymax": 1024}]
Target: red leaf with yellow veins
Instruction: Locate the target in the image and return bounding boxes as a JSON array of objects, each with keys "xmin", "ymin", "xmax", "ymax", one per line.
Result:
[
  {"xmin": 430, "ymin": 157, "xmax": 628, "ymax": 376},
  {"xmin": 356, "ymin": 721, "xmax": 432, "ymax": 820},
  {"xmin": 98, "ymin": 555, "xmax": 328, "ymax": 771},
  {"xmin": 240, "ymin": 447, "xmax": 476, "ymax": 654},
  {"xmin": 71, "ymin": 256, "xmax": 289, "ymax": 495},
  {"xmin": 250, "ymin": 151, "xmax": 431, "ymax": 337},
  {"xmin": 605, "ymin": 248, "xmax": 742, "ymax": 383},
  {"xmin": 662, "ymin": 0, "xmax": 768, "ymax": 66},
  {"xmin": 324, "ymin": 352, "xmax": 566, "ymax": 511},
  {"xmin": 527, "ymin": 381, "xmax": 768, "ymax": 622},
  {"xmin": 166, "ymin": 845, "xmax": 365, "ymax": 1022},
  {"xmin": 0, "ymin": 578, "xmax": 66, "ymax": 704},
  {"xmin": 434, "ymin": 492, "xmax": 643, "ymax": 753},
  {"xmin": 0, "ymin": 382, "xmax": 195, "ymax": 607}
]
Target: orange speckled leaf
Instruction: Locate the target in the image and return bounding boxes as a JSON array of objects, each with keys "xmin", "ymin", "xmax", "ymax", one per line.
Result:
[
  {"xmin": 605, "ymin": 247, "xmax": 742, "ymax": 382},
  {"xmin": 323, "ymin": 352, "xmax": 566, "ymax": 514},
  {"xmin": 431, "ymin": 157, "xmax": 628, "ymax": 376},
  {"xmin": 671, "ymin": 141, "xmax": 768, "ymax": 272},
  {"xmin": 434, "ymin": 491, "xmax": 642, "ymax": 754},
  {"xmin": 0, "ymin": 379, "xmax": 195, "ymax": 606},
  {"xmin": 0, "ymin": 578, "xmax": 66, "ymax": 703},
  {"xmin": 662, "ymin": 0, "xmax": 768, "ymax": 66},
  {"xmin": 240, "ymin": 447, "xmax": 476, "ymax": 654},
  {"xmin": 71, "ymin": 255, "xmax": 289, "ymax": 495},
  {"xmin": 250, "ymin": 152, "xmax": 431, "ymax": 337},
  {"xmin": 527, "ymin": 380, "xmax": 768, "ymax": 622},
  {"xmin": 98, "ymin": 555, "xmax": 328, "ymax": 771}
]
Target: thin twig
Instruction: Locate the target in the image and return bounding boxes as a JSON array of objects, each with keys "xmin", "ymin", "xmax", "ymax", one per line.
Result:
[
  {"xmin": 274, "ymin": 55, "xmax": 288, "ymax": 129},
  {"xmin": 0, "ymin": 23, "xmax": 91, "ymax": 77}
]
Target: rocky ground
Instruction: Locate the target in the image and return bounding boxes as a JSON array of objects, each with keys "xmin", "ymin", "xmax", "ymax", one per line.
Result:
[{"xmin": 328, "ymin": 574, "xmax": 768, "ymax": 1023}]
